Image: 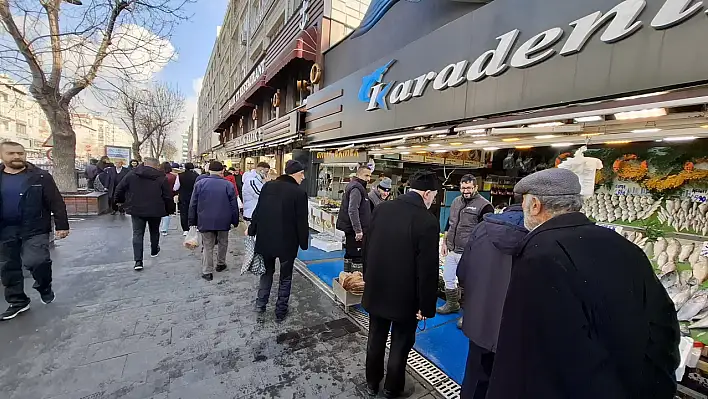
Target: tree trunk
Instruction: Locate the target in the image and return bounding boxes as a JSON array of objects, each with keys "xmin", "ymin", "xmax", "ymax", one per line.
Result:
[
  {"xmin": 132, "ymin": 141, "xmax": 142, "ymax": 162},
  {"xmin": 47, "ymin": 107, "xmax": 77, "ymax": 193}
]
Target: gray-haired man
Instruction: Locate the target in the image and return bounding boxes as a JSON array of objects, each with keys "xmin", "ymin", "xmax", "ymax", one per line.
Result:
[{"xmin": 487, "ymin": 168, "xmax": 679, "ymax": 399}]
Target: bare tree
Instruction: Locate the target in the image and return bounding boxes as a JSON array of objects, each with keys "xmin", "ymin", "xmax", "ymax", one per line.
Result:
[
  {"xmin": 116, "ymin": 81, "xmax": 183, "ymax": 161},
  {"xmin": 161, "ymin": 138, "xmax": 177, "ymax": 161},
  {"xmin": 0, "ymin": 0, "xmax": 191, "ymax": 192}
]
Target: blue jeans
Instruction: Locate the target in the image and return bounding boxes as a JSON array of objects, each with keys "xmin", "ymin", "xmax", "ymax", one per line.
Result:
[{"xmin": 159, "ymin": 216, "xmax": 170, "ymax": 233}]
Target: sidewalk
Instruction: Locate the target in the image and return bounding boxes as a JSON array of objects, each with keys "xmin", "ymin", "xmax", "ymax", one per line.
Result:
[{"xmin": 0, "ymin": 215, "xmax": 438, "ymax": 399}]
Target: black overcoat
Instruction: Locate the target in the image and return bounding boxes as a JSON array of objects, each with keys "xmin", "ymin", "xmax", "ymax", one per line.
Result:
[
  {"xmin": 487, "ymin": 212, "xmax": 680, "ymax": 399},
  {"xmin": 362, "ymin": 192, "xmax": 440, "ymax": 321},
  {"xmin": 248, "ymin": 175, "xmax": 309, "ymax": 260}
]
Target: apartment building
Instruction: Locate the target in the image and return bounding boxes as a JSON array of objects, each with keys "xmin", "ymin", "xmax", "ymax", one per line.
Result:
[
  {"xmin": 196, "ymin": 0, "xmax": 371, "ymax": 169},
  {"xmin": 0, "ymin": 75, "xmax": 133, "ymax": 161}
]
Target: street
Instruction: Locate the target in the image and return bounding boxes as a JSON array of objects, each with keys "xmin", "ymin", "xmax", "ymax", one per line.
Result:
[{"xmin": 0, "ymin": 215, "xmax": 436, "ymax": 399}]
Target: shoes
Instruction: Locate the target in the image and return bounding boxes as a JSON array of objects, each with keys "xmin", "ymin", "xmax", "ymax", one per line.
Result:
[
  {"xmin": 365, "ymin": 383, "xmax": 379, "ymax": 396},
  {"xmin": 275, "ymin": 311, "xmax": 288, "ymax": 323},
  {"xmin": 436, "ymin": 288, "xmax": 461, "ymax": 315},
  {"xmin": 134, "ymin": 261, "xmax": 144, "ymax": 271},
  {"xmin": 151, "ymin": 246, "xmax": 160, "ymax": 258},
  {"xmin": 183, "ymin": 231, "xmax": 189, "ymax": 236},
  {"xmin": 40, "ymin": 290, "xmax": 55, "ymax": 304},
  {"xmin": 383, "ymin": 389, "xmax": 405, "ymax": 399},
  {"xmin": 201, "ymin": 273, "xmax": 213, "ymax": 281},
  {"xmin": 215, "ymin": 264, "xmax": 227, "ymax": 272},
  {"xmin": 1, "ymin": 304, "xmax": 30, "ymax": 321},
  {"xmin": 253, "ymin": 303, "xmax": 266, "ymax": 314},
  {"xmin": 161, "ymin": 232, "xmax": 168, "ymax": 236},
  {"xmin": 457, "ymin": 316, "xmax": 463, "ymax": 330}
]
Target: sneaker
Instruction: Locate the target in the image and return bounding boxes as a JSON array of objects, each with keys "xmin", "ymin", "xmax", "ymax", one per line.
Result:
[
  {"xmin": 215, "ymin": 264, "xmax": 227, "ymax": 272},
  {"xmin": 40, "ymin": 290, "xmax": 55, "ymax": 304},
  {"xmin": 1, "ymin": 304, "xmax": 30, "ymax": 321},
  {"xmin": 151, "ymin": 246, "xmax": 160, "ymax": 258},
  {"xmin": 201, "ymin": 273, "xmax": 213, "ymax": 281},
  {"xmin": 182, "ymin": 231, "xmax": 189, "ymax": 237},
  {"xmin": 134, "ymin": 261, "xmax": 144, "ymax": 271},
  {"xmin": 275, "ymin": 311, "xmax": 288, "ymax": 323},
  {"xmin": 253, "ymin": 303, "xmax": 266, "ymax": 314},
  {"xmin": 161, "ymin": 232, "xmax": 168, "ymax": 236}
]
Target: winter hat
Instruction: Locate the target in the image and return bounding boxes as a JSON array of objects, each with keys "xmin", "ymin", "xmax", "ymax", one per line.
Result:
[
  {"xmin": 514, "ymin": 168, "xmax": 581, "ymax": 196},
  {"xmin": 409, "ymin": 171, "xmax": 439, "ymax": 191},
  {"xmin": 184, "ymin": 163, "xmax": 195, "ymax": 170},
  {"xmin": 208, "ymin": 161, "xmax": 224, "ymax": 172},
  {"xmin": 378, "ymin": 177, "xmax": 392, "ymax": 190},
  {"xmin": 285, "ymin": 160, "xmax": 304, "ymax": 175}
]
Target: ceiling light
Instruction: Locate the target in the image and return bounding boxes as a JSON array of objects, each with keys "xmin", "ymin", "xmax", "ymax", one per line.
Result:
[
  {"xmin": 434, "ymin": 150, "xmax": 448, "ymax": 153},
  {"xmin": 467, "ymin": 133, "xmax": 487, "ymax": 138},
  {"xmin": 435, "ymin": 134, "xmax": 449, "ymax": 138},
  {"xmin": 501, "ymin": 138, "xmax": 520, "ymax": 142},
  {"xmin": 411, "ymin": 145, "xmax": 423, "ymax": 148},
  {"xmin": 370, "ymin": 153, "xmax": 383, "ymax": 156},
  {"xmin": 465, "ymin": 128, "xmax": 486, "ymax": 134},
  {"xmin": 551, "ymin": 143, "xmax": 573, "ymax": 147},
  {"xmin": 483, "ymin": 147, "xmax": 499, "ymax": 151},
  {"xmin": 396, "ymin": 146, "xmax": 408, "ymax": 149},
  {"xmin": 473, "ymin": 140, "xmax": 489, "ymax": 144},
  {"xmin": 605, "ymin": 140, "xmax": 632, "ymax": 144},
  {"xmin": 459, "ymin": 148, "xmax": 473, "ymax": 152},
  {"xmin": 581, "ymin": 133, "xmax": 604, "ymax": 137},
  {"xmin": 701, "ymin": 125, "xmax": 708, "ymax": 129},
  {"xmin": 516, "ymin": 145, "xmax": 533, "ymax": 149},
  {"xmin": 383, "ymin": 147, "xmax": 393, "ymax": 150},
  {"xmin": 415, "ymin": 151, "xmax": 427, "ymax": 154},
  {"xmin": 534, "ymin": 135, "xmax": 556, "ymax": 139},
  {"xmin": 429, "ymin": 143, "xmax": 442, "ymax": 147},
  {"xmin": 631, "ymin": 128, "xmax": 661, "ymax": 133},
  {"xmin": 414, "ymin": 126, "xmax": 427, "ymax": 130},
  {"xmin": 528, "ymin": 121, "xmax": 564, "ymax": 128},
  {"xmin": 663, "ymin": 136, "xmax": 697, "ymax": 142},
  {"xmin": 400, "ymin": 152, "xmax": 411, "ymax": 155},
  {"xmin": 449, "ymin": 142, "xmax": 463, "ymax": 146},
  {"xmin": 615, "ymin": 91, "xmax": 668, "ymax": 101},
  {"xmin": 614, "ymin": 108, "xmax": 667, "ymax": 120},
  {"xmin": 574, "ymin": 116, "xmax": 603, "ymax": 123}
]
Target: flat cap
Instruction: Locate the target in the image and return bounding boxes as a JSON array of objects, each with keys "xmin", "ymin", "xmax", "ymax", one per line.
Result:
[{"xmin": 514, "ymin": 168, "xmax": 581, "ymax": 196}]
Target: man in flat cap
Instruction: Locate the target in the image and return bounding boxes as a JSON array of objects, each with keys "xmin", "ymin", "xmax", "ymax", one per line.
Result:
[
  {"xmin": 362, "ymin": 171, "xmax": 440, "ymax": 398},
  {"xmin": 487, "ymin": 168, "xmax": 679, "ymax": 399},
  {"xmin": 248, "ymin": 160, "xmax": 309, "ymax": 322}
]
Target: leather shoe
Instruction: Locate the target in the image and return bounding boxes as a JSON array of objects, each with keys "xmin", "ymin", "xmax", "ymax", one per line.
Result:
[
  {"xmin": 201, "ymin": 273, "xmax": 213, "ymax": 281},
  {"xmin": 365, "ymin": 384, "xmax": 378, "ymax": 396}
]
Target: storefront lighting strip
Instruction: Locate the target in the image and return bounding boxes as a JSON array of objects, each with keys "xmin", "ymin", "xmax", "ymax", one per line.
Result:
[
  {"xmin": 574, "ymin": 116, "xmax": 603, "ymax": 123},
  {"xmin": 663, "ymin": 136, "xmax": 698, "ymax": 142},
  {"xmin": 551, "ymin": 142, "xmax": 574, "ymax": 147},
  {"xmin": 534, "ymin": 135, "xmax": 556, "ymax": 139},
  {"xmin": 614, "ymin": 108, "xmax": 667, "ymax": 120},
  {"xmin": 303, "ymin": 129, "xmax": 450, "ymax": 149},
  {"xmin": 527, "ymin": 121, "xmax": 564, "ymax": 128},
  {"xmin": 631, "ymin": 128, "xmax": 661, "ymax": 133}
]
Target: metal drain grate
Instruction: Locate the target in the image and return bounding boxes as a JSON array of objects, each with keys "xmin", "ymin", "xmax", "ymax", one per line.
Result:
[{"xmin": 294, "ymin": 259, "xmax": 462, "ymax": 399}]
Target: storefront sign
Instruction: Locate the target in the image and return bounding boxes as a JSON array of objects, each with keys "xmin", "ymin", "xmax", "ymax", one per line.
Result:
[
  {"xmin": 424, "ymin": 155, "xmax": 446, "ymax": 165},
  {"xmin": 314, "ymin": 149, "xmax": 368, "ymax": 163},
  {"xmin": 105, "ymin": 146, "xmax": 131, "ymax": 164},
  {"xmin": 359, "ymin": 0, "xmax": 702, "ymax": 111},
  {"xmin": 233, "ymin": 129, "xmax": 262, "ymax": 148},
  {"xmin": 299, "ymin": 0, "xmax": 310, "ymax": 30},
  {"xmin": 224, "ymin": 60, "xmax": 266, "ymax": 111},
  {"xmin": 401, "ymin": 154, "xmax": 425, "ymax": 163}
]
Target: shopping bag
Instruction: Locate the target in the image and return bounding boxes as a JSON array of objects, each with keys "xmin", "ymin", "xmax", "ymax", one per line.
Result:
[
  {"xmin": 183, "ymin": 227, "xmax": 201, "ymax": 249},
  {"xmin": 241, "ymin": 235, "xmax": 265, "ymax": 276}
]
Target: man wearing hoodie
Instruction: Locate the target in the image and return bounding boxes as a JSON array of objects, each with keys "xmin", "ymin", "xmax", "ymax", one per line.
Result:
[
  {"xmin": 114, "ymin": 157, "xmax": 176, "ymax": 271},
  {"xmin": 242, "ymin": 162, "xmax": 270, "ymax": 222},
  {"xmin": 438, "ymin": 175, "xmax": 493, "ymax": 316},
  {"xmin": 456, "ymin": 197, "xmax": 527, "ymax": 399}
]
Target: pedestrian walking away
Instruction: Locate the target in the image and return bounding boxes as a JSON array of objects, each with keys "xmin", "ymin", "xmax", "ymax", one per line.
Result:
[
  {"xmin": 361, "ymin": 171, "xmax": 440, "ymax": 398},
  {"xmin": 178, "ymin": 163, "xmax": 199, "ymax": 235},
  {"xmin": 439, "ymin": 174, "xmax": 492, "ymax": 320},
  {"xmin": 0, "ymin": 142, "xmax": 69, "ymax": 321},
  {"xmin": 229, "ymin": 166, "xmax": 243, "ymax": 201},
  {"xmin": 456, "ymin": 196, "xmax": 527, "ymax": 399},
  {"xmin": 242, "ymin": 162, "xmax": 270, "ymax": 223},
  {"xmin": 248, "ymin": 160, "xmax": 308, "ymax": 322},
  {"xmin": 114, "ymin": 157, "xmax": 175, "ymax": 271},
  {"xmin": 106, "ymin": 160, "xmax": 130, "ymax": 215},
  {"xmin": 188, "ymin": 161, "xmax": 239, "ymax": 281},
  {"xmin": 336, "ymin": 166, "xmax": 372, "ymax": 273},
  {"xmin": 486, "ymin": 168, "xmax": 680, "ymax": 399},
  {"xmin": 85, "ymin": 158, "xmax": 99, "ymax": 190},
  {"xmin": 368, "ymin": 176, "xmax": 392, "ymax": 211},
  {"xmin": 158, "ymin": 162, "xmax": 179, "ymax": 235}
]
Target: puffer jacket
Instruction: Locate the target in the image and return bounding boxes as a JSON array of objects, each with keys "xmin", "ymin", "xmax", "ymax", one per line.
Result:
[
  {"xmin": 445, "ymin": 193, "xmax": 493, "ymax": 253},
  {"xmin": 242, "ymin": 170, "xmax": 264, "ymax": 219}
]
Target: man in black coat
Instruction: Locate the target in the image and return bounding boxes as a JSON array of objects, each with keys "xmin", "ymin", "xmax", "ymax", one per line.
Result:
[
  {"xmin": 336, "ymin": 166, "xmax": 372, "ymax": 273},
  {"xmin": 114, "ymin": 157, "xmax": 175, "ymax": 271},
  {"xmin": 178, "ymin": 163, "xmax": 199, "ymax": 234},
  {"xmin": 248, "ymin": 160, "xmax": 309, "ymax": 322},
  {"xmin": 487, "ymin": 168, "xmax": 680, "ymax": 399},
  {"xmin": 0, "ymin": 142, "xmax": 69, "ymax": 321},
  {"xmin": 456, "ymin": 198, "xmax": 527, "ymax": 399},
  {"xmin": 362, "ymin": 171, "xmax": 440, "ymax": 398},
  {"xmin": 105, "ymin": 160, "xmax": 130, "ymax": 215}
]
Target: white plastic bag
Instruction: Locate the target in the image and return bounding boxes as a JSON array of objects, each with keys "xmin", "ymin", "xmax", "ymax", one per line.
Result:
[{"xmin": 183, "ymin": 227, "xmax": 201, "ymax": 249}]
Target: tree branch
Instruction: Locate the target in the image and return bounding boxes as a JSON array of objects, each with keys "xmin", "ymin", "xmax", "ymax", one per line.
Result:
[
  {"xmin": 0, "ymin": 0, "xmax": 48, "ymax": 92},
  {"xmin": 42, "ymin": 0, "xmax": 63, "ymax": 91}
]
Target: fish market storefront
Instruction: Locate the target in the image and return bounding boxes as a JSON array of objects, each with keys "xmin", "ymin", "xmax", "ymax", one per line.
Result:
[{"xmin": 293, "ymin": 0, "xmax": 708, "ymax": 396}]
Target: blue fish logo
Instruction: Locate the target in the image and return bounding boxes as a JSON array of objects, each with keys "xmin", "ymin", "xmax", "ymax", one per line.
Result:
[{"xmin": 358, "ymin": 60, "xmax": 396, "ymax": 110}]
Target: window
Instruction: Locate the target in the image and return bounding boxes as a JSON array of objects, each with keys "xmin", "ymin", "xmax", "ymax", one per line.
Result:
[
  {"xmin": 16, "ymin": 123, "xmax": 26, "ymax": 136},
  {"xmin": 0, "ymin": 121, "xmax": 8, "ymax": 131},
  {"xmin": 0, "ymin": 93, "xmax": 7, "ymax": 102}
]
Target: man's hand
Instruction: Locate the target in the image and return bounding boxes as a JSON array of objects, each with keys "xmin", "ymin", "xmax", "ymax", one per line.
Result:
[
  {"xmin": 355, "ymin": 232, "xmax": 364, "ymax": 241},
  {"xmin": 55, "ymin": 230, "xmax": 70, "ymax": 239},
  {"xmin": 416, "ymin": 311, "xmax": 426, "ymax": 321},
  {"xmin": 440, "ymin": 242, "xmax": 448, "ymax": 257}
]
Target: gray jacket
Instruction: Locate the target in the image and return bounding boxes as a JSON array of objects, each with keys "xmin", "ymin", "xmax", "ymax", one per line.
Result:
[
  {"xmin": 368, "ymin": 188, "xmax": 386, "ymax": 210},
  {"xmin": 445, "ymin": 193, "xmax": 493, "ymax": 253}
]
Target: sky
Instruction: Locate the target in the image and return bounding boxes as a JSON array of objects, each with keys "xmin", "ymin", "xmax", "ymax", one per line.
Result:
[{"xmin": 156, "ymin": 0, "xmax": 229, "ymax": 142}]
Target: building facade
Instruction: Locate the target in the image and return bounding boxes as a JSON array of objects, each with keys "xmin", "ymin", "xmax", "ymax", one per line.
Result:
[{"xmin": 0, "ymin": 75, "xmax": 133, "ymax": 162}]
